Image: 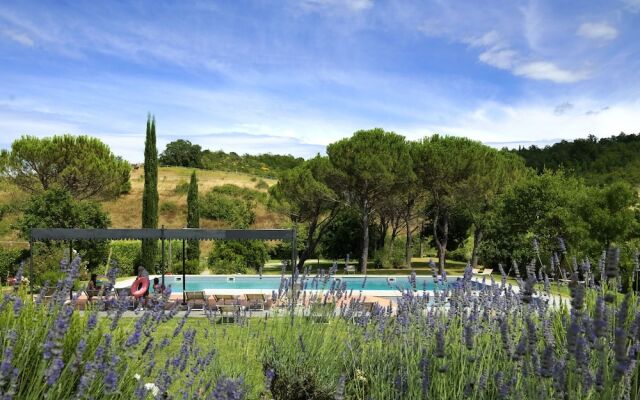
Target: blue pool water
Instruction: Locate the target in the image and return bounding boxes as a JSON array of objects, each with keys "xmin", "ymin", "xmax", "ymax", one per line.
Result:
[{"xmin": 160, "ymin": 275, "xmax": 469, "ymax": 293}]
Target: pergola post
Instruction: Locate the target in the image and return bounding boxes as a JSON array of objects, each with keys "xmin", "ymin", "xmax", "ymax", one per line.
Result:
[
  {"xmin": 182, "ymin": 239, "xmax": 186, "ymax": 305},
  {"xmin": 161, "ymin": 225, "xmax": 165, "ymax": 287}
]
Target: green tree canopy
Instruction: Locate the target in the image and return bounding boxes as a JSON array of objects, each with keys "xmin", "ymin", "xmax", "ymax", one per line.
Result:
[
  {"xmin": 269, "ymin": 156, "xmax": 340, "ymax": 268},
  {"xmin": 186, "ymin": 171, "xmax": 200, "ymax": 261},
  {"xmin": 159, "ymin": 139, "xmax": 202, "ymax": 168},
  {"xmin": 327, "ymin": 128, "xmax": 413, "ymax": 273},
  {"xmin": 2, "ymin": 135, "xmax": 130, "ymax": 199},
  {"xmin": 413, "ymin": 135, "xmax": 498, "ymax": 272},
  {"xmin": 17, "ymin": 187, "xmax": 110, "ymax": 270},
  {"xmin": 141, "ymin": 116, "xmax": 159, "ymax": 273}
]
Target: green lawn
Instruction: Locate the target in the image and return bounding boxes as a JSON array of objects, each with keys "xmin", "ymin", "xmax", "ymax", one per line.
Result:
[{"xmin": 262, "ymin": 257, "xmax": 470, "ymax": 276}]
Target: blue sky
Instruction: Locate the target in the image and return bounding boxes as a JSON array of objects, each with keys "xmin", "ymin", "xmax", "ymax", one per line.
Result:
[{"xmin": 1, "ymin": 0, "xmax": 639, "ymax": 162}]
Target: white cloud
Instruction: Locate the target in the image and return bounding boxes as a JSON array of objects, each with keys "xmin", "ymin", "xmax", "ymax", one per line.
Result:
[
  {"xmin": 2, "ymin": 29, "xmax": 34, "ymax": 46},
  {"xmin": 622, "ymin": 0, "xmax": 640, "ymax": 12},
  {"xmin": 414, "ymin": 99, "xmax": 640, "ymax": 147},
  {"xmin": 299, "ymin": 0, "xmax": 373, "ymax": 12},
  {"xmin": 513, "ymin": 61, "xmax": 589, "ymax": 83},
  {"xmin": 577, "ymin": 22, "xmax": 618, "ymax": 41},
  {"xmin": 468, "ymin": 31, "xmax": 589, "ymax": 84},
  {"xmin": 478, "ymin": 49, "xmax": 517, "ymax": 69}
]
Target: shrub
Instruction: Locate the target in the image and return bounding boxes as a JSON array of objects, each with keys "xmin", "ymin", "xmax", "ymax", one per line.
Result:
[
  {"xmin": 210, "ymin": 184, "xmax": 267, "ymax": 203},
  {"xmin": 174, "ymin": 180, "xmax": 190, "ymax": 195},
  {"xmin": 208, "ymin": 240, "xmax": 268, "ymax": 273},
  {"xmin": 159, "ymin": 201, "xmax": 179, "ymax": 216},
  {"xmin": 255, "ymin": 179, "xmax": 269, "ymax": 190},
  {"xmin": 372, "ymin": 241, "xmax": 405, "ymax": 269},
  {"xmin": 0, "ymin": 247, "xmax": 24, "ymax": 284},
  {"xmin": 176, "ymin": 259, "xmax": 202, "ymax": 275},
  {"xmin": 200, "ymin": 192, "xmax": 255, "ymax": 228},
  {"xmin": 109, "ymin": 241, "xmax": 142, "ymax": 276}
]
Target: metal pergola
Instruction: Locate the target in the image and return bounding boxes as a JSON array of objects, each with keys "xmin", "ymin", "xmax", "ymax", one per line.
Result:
[{"xmin": 28, "ymin": 227, "xmax": 297, "ymax": 303}]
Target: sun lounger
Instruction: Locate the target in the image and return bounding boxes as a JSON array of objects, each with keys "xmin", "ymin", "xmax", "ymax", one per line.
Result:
[
  {"xmin": 345, "ymin": 265, "xmax": 356, "ymax": 274},
  {"xmin": 245, "ymin": 293, "xmax": 267, "ymax": 311},
  {"xmin": 472, "ymin": 268, "xmax": 481, "ymax": 275},
  {"xmin": 41, "ymin": 286, "xmax": 57, "ymax": 304},
  {"xmin": 478, "ymin": 268, "xmax": 493, "ymax": 276},
  {"xmin": 185, "ymin": 291, "xmax": 207, "ymax": 311}
]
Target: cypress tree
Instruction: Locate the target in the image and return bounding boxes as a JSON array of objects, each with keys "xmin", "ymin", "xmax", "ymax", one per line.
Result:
[
  {"xmin": 141, "ymin": 115, "xmax": 159, "ymax": 273},
  {"xmin": 186, "ymin": 170, "xmax": 200, "ymax": 261}
]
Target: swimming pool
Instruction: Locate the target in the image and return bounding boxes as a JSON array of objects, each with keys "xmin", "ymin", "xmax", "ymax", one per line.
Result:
[{"xmin": 144, "ymin": 275, "xmax": 471, "ymax": 294}]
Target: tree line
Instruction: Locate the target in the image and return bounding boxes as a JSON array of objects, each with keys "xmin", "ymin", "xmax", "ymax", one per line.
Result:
[
  {"xmin": 512, "ymin": 132, "xmax": 640, "ymax": 186},
  {"xmin": 159, "ymin": 139, "xmax": 304, "ymax": 178},
  {"xmin": 269, "ymin": 129, "xmax": 640, "ymax": 281}
]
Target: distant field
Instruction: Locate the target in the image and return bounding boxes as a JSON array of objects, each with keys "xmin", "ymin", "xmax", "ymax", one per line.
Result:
[{"xmin": 0, "ymin": 166, "xmax": 287, "ymax": 252}]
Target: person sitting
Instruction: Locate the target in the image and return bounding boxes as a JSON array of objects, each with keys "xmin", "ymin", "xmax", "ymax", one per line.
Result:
[
  {"xmin": 136, "ymin": 266, "xmax": 150, "ymax": 310},
  {"xmin": 86, "ymin": 273, "xmax": 100, "ymax": 301}
]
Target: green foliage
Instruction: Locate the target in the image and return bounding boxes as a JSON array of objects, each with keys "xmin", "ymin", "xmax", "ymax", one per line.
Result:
[
  {"xmin": 2, "ymin": 134, "xmax": 130, "ymax": 199},
  {"xmin": 159, "ymin": 201, "xmax": 179, "ymax": 215},
  {"xmin": 269, "ymin": 156, "xmax": 340, "ymax": 267},
  {"xmin": 327, "ymin": 129, "xmax": 413, "ymax": 272},
  {"xmin": 181, "ymin": 259, "xmax": 203, "ymax": 275},
  {"xmin": 372, "ymin": 240, "xmax": 406, "ymax": 269},
  {"xmin": 159, "ymin": 139, "xmax": 202, "ymax": 168},
  {"xmin": 201, "ymin": 150, "xmax": 304, "ymax": 178},
  {"xmin": 142, "ymin": 115, "xmax": 159, "ymax": 273},
  {"xmin": 319, "ymin": 208, "xmax": 379, "ymax": 261},
  {"xmin": 174, "ymin": 180, "xmax": 190, "ymax": 195},
  {"xmin": 200, "ymin": 191, "xmax": 255, "ymax": 228},
  {"xmin": 109, "ymin": 241, "xmax": 142, "ymax": 276},
  {"xmin": 186, "ymin": 171, "xmax": 200, "ymax": 261},
  {"xmin": 211, "ymin": 184, "xmax": 267, "ymax": 204},
  {"xmin": 0, "ymin": 247, "xmax": 24, "ymax": 284},
  {"xmin": 513, "ymin": 132, "xmax": 640, "ymax": 186},
  {"xmin": 17, "ymin": 188, "xmax": 110, "ymax": 271},
  {"xmin": 208, "ymin": 240, "xmax": 268, "ymax": 273},
  {"xmin": 255, "ymin": 179, "xmax": 269, "ymax": 190}
]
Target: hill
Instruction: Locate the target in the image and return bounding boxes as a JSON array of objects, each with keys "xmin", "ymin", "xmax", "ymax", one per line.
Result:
[
  {"xmin": 0, "ymin": 166, "xmax": 287, "ymax": 250},
  {"xmin": 512, "ymin": 132, "xmax": 640, "ymax": 186}
]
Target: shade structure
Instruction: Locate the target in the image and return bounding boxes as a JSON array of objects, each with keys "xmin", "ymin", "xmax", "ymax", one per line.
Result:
[{"xmin": 28, "ymin": 228, "xmax": 297, "ymax": 299}]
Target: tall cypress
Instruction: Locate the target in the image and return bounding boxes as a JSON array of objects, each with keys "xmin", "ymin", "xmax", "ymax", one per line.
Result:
[
  {"xmin": 186, "ymin": 170, "xmax": 200, "ymax": 261},
  {"xmin": 141, "ymin": 115, "xmax": 159, "ymax": 273}
]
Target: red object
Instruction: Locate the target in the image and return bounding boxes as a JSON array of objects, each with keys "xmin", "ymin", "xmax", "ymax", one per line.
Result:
[{"xmin": 130, "ymin": 276, "xmax": 149, "ymax": 298}]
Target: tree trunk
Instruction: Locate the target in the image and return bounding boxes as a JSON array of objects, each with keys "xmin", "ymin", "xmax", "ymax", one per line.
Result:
[
  {"xmin": 361, "ymin": 209, "xmax": 370, "ymax": 274},
  {"xmin": 405, "ymin": 219, "xmax": 412, "ymax": 268},
  {"xmin": 433, "ymin": 212, "xmax": 448, "ymax": 275},
  {"xmin": 471, "ymin": 227, "xmax": 483, "ymax": 268}
]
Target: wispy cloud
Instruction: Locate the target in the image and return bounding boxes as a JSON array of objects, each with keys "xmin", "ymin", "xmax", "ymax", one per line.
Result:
[
  {"xmin": 554, "ymin": 102, "xmax": 574, "ymax": 115},
  {"xmin": 577, "ymin": 22, "xmax": 618, "ymax": 41},
  {"xmin": 513, "ymin": 61, "xmax": 589, "ymax": 83},
  {"xmin": 2, "ymin": 29, "xmax": 34, "ymax": 46},
  {"xmin": 299, "ymin": 0, "xmax": 373, "ymax": 13}
]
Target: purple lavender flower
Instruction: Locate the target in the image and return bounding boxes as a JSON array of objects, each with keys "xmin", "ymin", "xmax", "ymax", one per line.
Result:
[
  {"xmin": 45, "ymin": 356, "xmax": 65, "ymax": 386},
  {"xmin": 208, "ymin": 376, "xmax": 245, "ymax": 400}
]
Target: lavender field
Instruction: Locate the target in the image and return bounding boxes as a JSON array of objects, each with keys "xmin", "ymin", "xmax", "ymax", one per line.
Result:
[{"xmin": 0, "ymin": 249, "xmax": 639, "ymax": 400}]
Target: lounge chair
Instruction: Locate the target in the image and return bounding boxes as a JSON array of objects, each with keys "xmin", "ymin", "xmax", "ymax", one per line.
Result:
[
  {"xmin": 479, "ymin": 268, "xmax": 493, "ymax": 276},
  {"xmin": 185, "ymin": 291, "xmax": 207, "ymax": 311},
  {"xmin": 345, "ymin": 265, "xmax": 356, "ymax": 274},
  {"xmin": 472, "ymin": 268, "xmax": 481, "ymax": 275},
  {"xmin": 217, "ymin": 303, "xmax": 243, "ymax": 323},
  {"xmin": 245, "ymin": 293, "xmax": 267, "ymax": 311}
]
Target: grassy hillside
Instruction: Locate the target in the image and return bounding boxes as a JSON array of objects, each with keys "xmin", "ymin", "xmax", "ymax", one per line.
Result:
[{"xmin": 0, "ymin": 166, "xmax": 287, "ymax": 251}]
